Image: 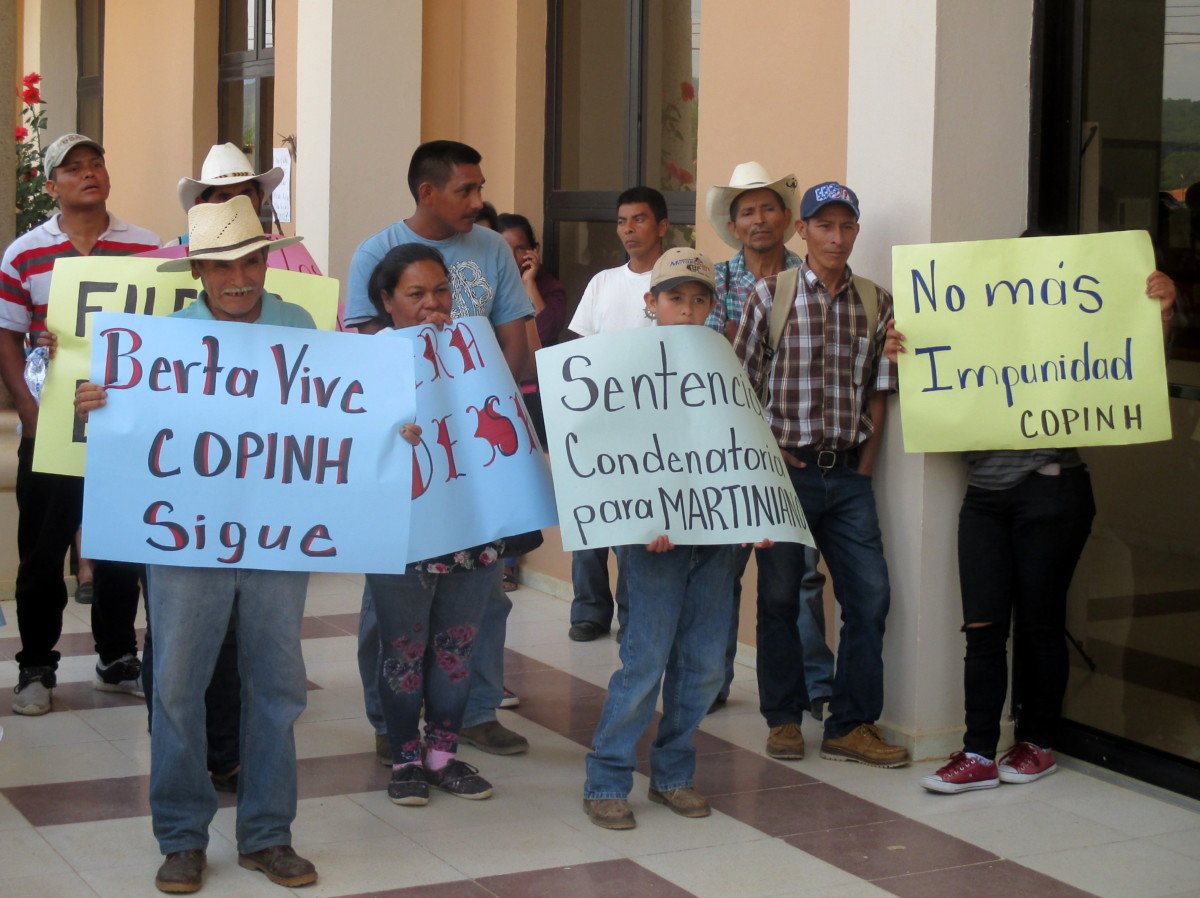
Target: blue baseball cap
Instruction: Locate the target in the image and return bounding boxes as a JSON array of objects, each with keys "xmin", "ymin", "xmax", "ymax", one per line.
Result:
[{"xmin": 799, "ymin": 181, "xmax": 860, "ymax": 220}]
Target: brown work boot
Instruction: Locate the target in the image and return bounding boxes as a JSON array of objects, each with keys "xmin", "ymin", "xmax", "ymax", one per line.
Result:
[
  {"xmin": 459, "ymin": 720, "xmax": 529, "ymax": 755},
  {"xmin": 766, "ymin": 722, "xmax": 805, "ymax": 759},
  {"xmin": 820, "ymin": 724, "xmax": 910, "ymax": 768},
  {"xmin": 237, "ymin": 844, "xmax": 317, "ymax": 887},
  {"xmin": 583, "ymin": 798, "xmax": 637, "ymax": 830},
  {"xmin": 155, "ymin": 849, "xmax": 206, "ymax": 894},
  {"xmin": 648, "ymin": 787, "xmax": 711, "ymax": 818}
]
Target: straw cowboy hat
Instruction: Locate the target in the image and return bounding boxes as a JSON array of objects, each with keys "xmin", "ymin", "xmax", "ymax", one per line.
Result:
[
  {"xmin": 705, "ymin": 162, "xmax": 799, "ymax": 249},
  {"xmin": 176, "ymin": 143, "xmax": 285, "ymax": 212},
  {"xmin": 157, "ymin": 195, "xmax": 301, "ymax": 272}
]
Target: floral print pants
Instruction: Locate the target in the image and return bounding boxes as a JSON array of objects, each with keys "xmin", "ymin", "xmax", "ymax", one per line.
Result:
[{"xmin": 366, "ymin": 565, "xmax": 493, "ymax": 764}]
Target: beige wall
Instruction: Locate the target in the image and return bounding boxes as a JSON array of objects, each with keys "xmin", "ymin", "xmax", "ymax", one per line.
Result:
[
  {"xmin": 695, "ymin": 1, "xmax": 849, "ymax": 264},
  {"xmin": 422, "ymin": 0, "xmax": 547, "ymax": 226},
  {"xmin": 296, "ymin": 0, "xmax": 423, "ymax": 284},
  {"xmin": 20, "ymin": 0, "xmax": 77, "ymax": 142},
  {"xmin": 103, "ymin": 1, "xmax": 218, "ymax": 242},
  {"xmin": 272, "ymin": 0, "xmax": 297, "ymax": 238},
  {"xmin": 849, "ymin": 0, "xmax": 1035, "ymax": 757}
]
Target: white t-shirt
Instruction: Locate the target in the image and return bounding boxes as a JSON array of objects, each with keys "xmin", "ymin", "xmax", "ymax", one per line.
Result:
[{"xmin": 567, "ymin": 263, "xmax": 653, "ymax": 336}]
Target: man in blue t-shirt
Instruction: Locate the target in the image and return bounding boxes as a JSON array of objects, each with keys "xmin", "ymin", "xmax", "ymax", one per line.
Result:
[{"xmin": 347, "ymin": 141, "xmax": 535, "ymax": 759}]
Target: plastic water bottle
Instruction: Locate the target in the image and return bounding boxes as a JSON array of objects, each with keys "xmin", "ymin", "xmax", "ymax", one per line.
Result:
[{"xmin": 23, "ymin": 344, "xmax": 48, "ymax": 405}]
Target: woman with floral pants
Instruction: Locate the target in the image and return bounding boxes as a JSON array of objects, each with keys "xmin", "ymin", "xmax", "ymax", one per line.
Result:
[{"xmin": 368, "ymin": 547, "xmax": 500, "ymax": 805}]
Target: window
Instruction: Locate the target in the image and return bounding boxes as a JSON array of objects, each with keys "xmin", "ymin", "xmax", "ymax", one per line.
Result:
[
  {"xmin": 76, "ymin": 0, "xmax": 104, "ymax": 142},
  {"xmin": 544, "ymin": 0, "xmax": 701, "ymax": 318},
  {"xmin": 218, "ymin": 0, "xmax": 275, "ymax": 221}
]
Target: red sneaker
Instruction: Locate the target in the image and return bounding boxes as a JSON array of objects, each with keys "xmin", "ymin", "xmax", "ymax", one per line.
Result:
[
  {"xmin": 998, "ymin": 742, "xmax": 1057, "ymax": 784},
  {"xmin": 920, "ymin": 751, "xmax": 999, "ymax": 794}
]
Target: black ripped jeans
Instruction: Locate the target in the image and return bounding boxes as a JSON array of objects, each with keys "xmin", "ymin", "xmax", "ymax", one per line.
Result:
[{"xmin": 956, "ymin": 466, "xmax": 1095, "ymax": 759}]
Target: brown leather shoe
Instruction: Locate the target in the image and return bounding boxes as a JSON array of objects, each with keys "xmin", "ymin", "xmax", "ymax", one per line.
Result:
[
  {"xmin": 375, "ymin": 733, "xmax": 392, "ymax": 766},
  {"xmin": 155, "ymin": 849, "xmax": 206, "ymax": 894},
  {"xmin": 766, "ymin": 722, "xmax": 805, "ymax": 759},
  {"xmin": 583, "ymin": 798, "xmax": 637, "ymax": 830},
  {"xmin": 820, "ymin": 724, "xmax": 910, "ymax": 768},
  {"xmin": 237, "ymin": 844, "xmax": 317, "ymax": 887},
  {"xmin": 648, "ymin": 787, "xmax": 711, "ymax": 818}
]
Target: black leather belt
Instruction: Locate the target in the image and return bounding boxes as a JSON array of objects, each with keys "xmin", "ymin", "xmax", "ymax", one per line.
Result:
[{"xmin": 791, "ymin": 446, "xmax": 860, "ymax": 471}]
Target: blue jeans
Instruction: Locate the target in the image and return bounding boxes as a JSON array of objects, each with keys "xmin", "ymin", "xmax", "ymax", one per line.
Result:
[
  {"xmin": 368, "ymin": 566, "xmax": 492, "ymax": 763},
  {"xmin": 585, "ymin": 544, "xmax": 734, "ymax": 799},
  {"xmin": 569, "ymin": 546, "xmax": 629, "ymax": 631},
  {"xmin": 146, "ymin": 565, "xmax": 309, "ymax": 855},
  {"xmin": 719, "ymin": 544, "xmax": 834, "ymax": 704},
  {"xmin": 462, "ymin": 566, "xmax": 511, "ymax": 728},
  {"xmin": 756, "ymin": 463, "xmax": 890, "ymax": 740},
  {"xmin": 357, "ymin": 581, "xmax": 386, "ymax": 736}
]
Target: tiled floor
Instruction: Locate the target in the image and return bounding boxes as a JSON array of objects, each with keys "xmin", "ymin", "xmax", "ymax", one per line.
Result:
[{"xmin": 1, "ymin": 573, "xmax": 1199, "ymax": 898}]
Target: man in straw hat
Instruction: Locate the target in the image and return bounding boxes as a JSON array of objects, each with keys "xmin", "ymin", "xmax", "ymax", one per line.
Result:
[
  {"xmin": 1, "ymin": 133, "xmax": 158, "ymax": 717},
  {"xmin": 734, "ymin": 181, "xmax": 909, "ymax": 770},
  {"xmin": 77, "ymin": 195, "xmax": 317, "ymax": 892},
  {"xmin": 704, "ymin": 164, "xmax": 835, "ymax": 726}
]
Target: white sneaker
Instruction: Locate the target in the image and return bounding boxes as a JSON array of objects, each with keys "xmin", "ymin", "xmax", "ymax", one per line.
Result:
[
  {"xmin": 13, "ymin": 667, "xmax": 54, "ymax": 715},
  {"xmin": 94, "ymin": 654, "xmax": 145, "ymax": 697}
]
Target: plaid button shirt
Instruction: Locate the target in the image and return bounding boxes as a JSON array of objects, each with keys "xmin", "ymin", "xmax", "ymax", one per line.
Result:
[
  {"xmin": 734, "ymin": 261, "xmax": 896, "ymax": 451},
  {"xmin": 704, "ymin": 247, "xmax": 804, "ymax": 332}
]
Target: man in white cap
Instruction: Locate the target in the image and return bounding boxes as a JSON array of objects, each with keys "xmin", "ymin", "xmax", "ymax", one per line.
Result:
[
  {"xmin": 0, "ymin": 133, "xmax": 158, "ymax": 716},
  {"xmin": 704, "ymin": 164, "xmax": 835, "ymax": 726},
  {"xmin": 77, "ymin": 195, "xmax": 317, "ymax": 893}
]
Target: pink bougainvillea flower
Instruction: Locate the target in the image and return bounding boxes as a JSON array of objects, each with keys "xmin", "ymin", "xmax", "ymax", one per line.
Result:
[
  {"xmin": 21, "ymin": 85, "xmax": 41, "ymax": 105},
  {"xmin": 14, "ymin": 125, "xmax": 29, "ymax": 142},
  {"xmin": 680, "ymin": 80, "xmax": 695, "ymax": 101},
  {"xmin": 23, "ymin": 72, "xmax": 41, "ymax": 87}
]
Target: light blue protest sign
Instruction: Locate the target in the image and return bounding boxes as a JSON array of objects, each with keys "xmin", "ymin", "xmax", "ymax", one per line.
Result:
[
  {"xmin": 387, "ymin": 316, "xmax": 557, "ymax": 562},
  {"xmin": 536, "ymin": 325, "xmax": 813, "ymax": 551},
  {"xmin": 82, "ymin": 312, "xmax": 415, "ymax": 572}
]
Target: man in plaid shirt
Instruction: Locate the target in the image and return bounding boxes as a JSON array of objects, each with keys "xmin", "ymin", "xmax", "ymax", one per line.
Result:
[{"xmin": 734, "ymin": 181, "xmax": 909, "ymax": 769}]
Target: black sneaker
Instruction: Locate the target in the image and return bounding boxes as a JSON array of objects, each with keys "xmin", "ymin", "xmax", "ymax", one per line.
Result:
[
  {"xmin": 388, "ymin": 765, "xmax": 430, "ymax": 806},
  {"xmin": 95, "ymin": 654, "xmax": 144, "ymax": 697},
  {"xmin": 425, "ymin": 759, "xmax": 493, "ymax": 800}
]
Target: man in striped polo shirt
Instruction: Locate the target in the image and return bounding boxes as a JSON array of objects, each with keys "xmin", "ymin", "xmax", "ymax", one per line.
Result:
[{"xmin": 0, "ymin": 133, "xmax": 159, "ymax": 716}]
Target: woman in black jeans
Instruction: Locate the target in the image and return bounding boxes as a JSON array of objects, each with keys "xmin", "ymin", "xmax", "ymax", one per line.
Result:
[{"xmin": 886, "ymin": 267, "xmax": 1176, "ymax": 794}]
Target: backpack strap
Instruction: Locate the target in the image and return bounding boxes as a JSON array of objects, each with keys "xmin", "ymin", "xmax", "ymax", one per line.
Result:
[
  {"xmin": 851, "ymin": 275, "xmax": 879, "ymax": 336},
  {"xmin": 764, "ymin": 266, "xmax": 800, "ymax": 361}
]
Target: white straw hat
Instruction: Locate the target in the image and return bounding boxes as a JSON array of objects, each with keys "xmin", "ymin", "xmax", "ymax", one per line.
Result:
[
  {"xmin": 176, "ymin": 143, "xmax": 285, "ymax": 212},
  {"xmin": 157, "ymin": 195, "xmax": 301, "ymax": 272},
  {"xmin": 705, "ymin": 162, "xmax": 798, "ymax": 249}
]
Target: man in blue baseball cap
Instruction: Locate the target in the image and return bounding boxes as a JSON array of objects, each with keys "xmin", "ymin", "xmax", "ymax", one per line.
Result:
[{"xmin": 734, "ymin": 180, "xmax": 909, "ymax": 769}]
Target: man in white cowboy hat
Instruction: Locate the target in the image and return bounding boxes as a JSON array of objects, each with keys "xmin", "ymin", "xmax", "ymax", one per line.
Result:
[
  {"xmin": 704, "ymin": 162, "xmax": 801, "ymax": 341},
  {"xmin": 704, "ymin": 163, "xmax": 836, "ymax": 723},
  {"xmin": 177, "ymin": 142, "xmax": 284, "ymax": 223},
  {"xmin": 0, "ymin": 132, "xmax": 158, "ymax": 717},
  {"xmin": 77, "ymin": 195, "xmax": 317, "ymax": 893},
  {"xmin": 735, "ymin": 181, "xmax": 908, "ymax": 770}
]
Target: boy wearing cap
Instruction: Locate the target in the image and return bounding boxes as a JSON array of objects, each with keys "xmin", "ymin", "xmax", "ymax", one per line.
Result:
[
  {"xmin": 0, "ymin": 133, "xmax": 158, "ymax": 716},
  {"xmin": 582, "ymin": 248, "xmax": 766, "ymax": 831},
  {"xmin": 77, "ymin": 196, "xmax": 317, "ymax": 892},
  {"xmin": 735, "ymin": 181, "xmax": 909, "ymax": 769}
]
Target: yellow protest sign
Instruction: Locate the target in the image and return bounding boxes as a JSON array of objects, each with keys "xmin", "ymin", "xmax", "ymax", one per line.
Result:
[
  {"xmin": 33, "ymin": 256, "xmax": 340, "ymax": 476},
  {"xmin": 891, "ymin": 231, "xmax": 1170, "ymax": 452}
]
